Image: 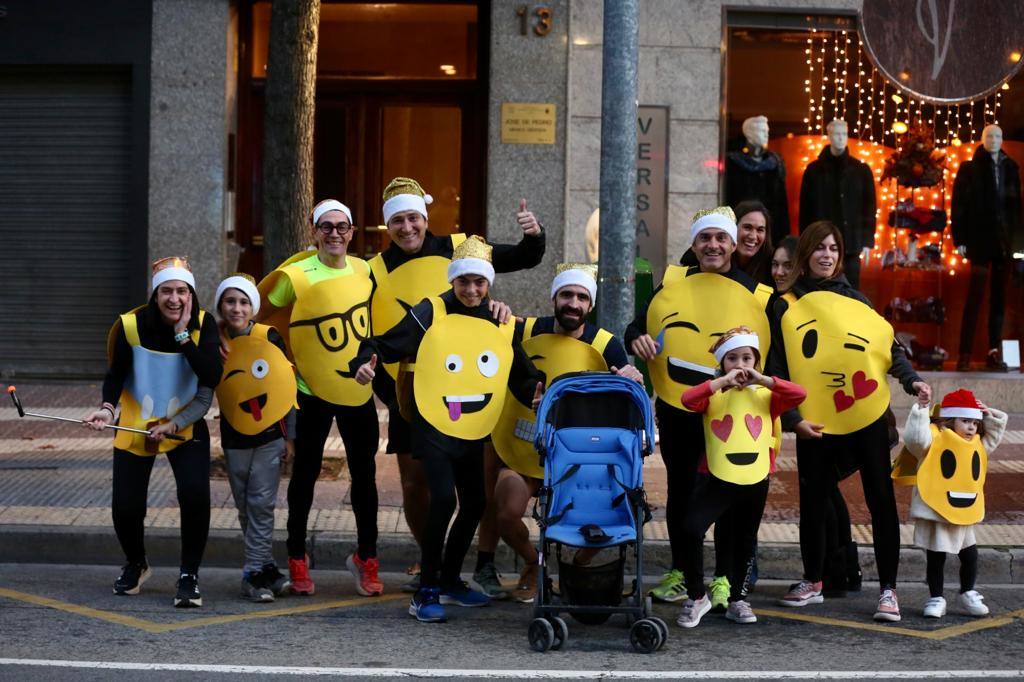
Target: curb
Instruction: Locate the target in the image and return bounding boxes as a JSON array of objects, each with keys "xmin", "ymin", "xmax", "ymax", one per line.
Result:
[{"xmin": 1, "ymin": 525, "xmax": 1021, "ymax": 584}]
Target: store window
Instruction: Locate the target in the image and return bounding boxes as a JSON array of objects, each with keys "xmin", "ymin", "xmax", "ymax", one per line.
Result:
[{"xmin": 722, "ymin": 12, "xmax": 1024, "ymax": 370}]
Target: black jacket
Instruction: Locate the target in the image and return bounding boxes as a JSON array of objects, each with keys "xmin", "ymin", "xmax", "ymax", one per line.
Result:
[
  {"xmin": 799, "ymin": 147, "xmax": 876, "ymax": 254},
  {"xmin": 951, "ymin": 145, "xmax": 1022, "ymax": 263},
  {"xmin": 724, "ymin": 147, "xmax": 790, "ymax": 246}
]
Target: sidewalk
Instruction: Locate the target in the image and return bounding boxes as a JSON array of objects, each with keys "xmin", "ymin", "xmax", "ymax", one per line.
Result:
[{"xmin": 2, "ymin": 380, "xmax": 1024, "ymax": 583}]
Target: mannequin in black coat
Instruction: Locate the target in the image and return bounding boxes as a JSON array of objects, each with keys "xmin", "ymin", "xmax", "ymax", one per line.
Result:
[
  {"xmin": 951, "ymin": 125, "xmax": 1022, "ymax": 371},
  {"xmin": 725, "ymin": 116, "xmax": 790, "ymax": 246}
]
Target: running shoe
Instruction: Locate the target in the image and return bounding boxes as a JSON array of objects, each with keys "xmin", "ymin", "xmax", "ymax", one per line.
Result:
[
  {"xmin": 174, "ymin": 573, "xmax": 202, "ymax": 608},
  {"xmin": 923, "ymin": 596, "xmax": 946, "ymax": 618},
  {"xmin": 262, "ymin": 562, "xmax": 292, "ymax": 596},
  {"xmin": 511, "ymin": 564, "xmax": 538, "ymax": 603},
  {"xmin": 440, "ymin": 580, "xmax": 491, "ymax": 607},
  {"xmin": 650, "ymin": 569, "xmax": 687, "ymax": 603},
  {"xmin": 241, "ymin": 571, "xmax": 274, "ymax": 603},
  {"xmin": 401, "ymin": 563, "xmax": 421, "ymax": 594},
  {"xmin": 409, "ymin": 587, "xmax": 447, "ymax": 623},
  {"xmin": 958, "ymin": 590, "xmax": 989, "ymax": 617},
  {"xmin": 777, "ymin": 580, "xmax": 824, "ymax": 607},
  {"xmin": 725, "ymin": 599, "xmax": 757, "ymax": 624},
  {"xmin": 347, "ymin": 553, "xmax": 384, "ymax": 596},
  {"xmin": 708, "ymin": 575, "xmax": 730, "ymax": 613},
  {"xmin": 288, "ymin": 555, "xmax": 315, "ymax": 596},
  {"xmin": 472, "ymin": 562, "xmax": 509, "ymax": 600},
  {"xmin": 676, "ymin": 594, "xmax": 711, "ymax": 628},
  {"xmin": 874, "ymin": 588, "xmax": 901, "ymax": 622},
  {"xmin": 113, "ymin": 560, "xmax": 151, "ymax": 596}
]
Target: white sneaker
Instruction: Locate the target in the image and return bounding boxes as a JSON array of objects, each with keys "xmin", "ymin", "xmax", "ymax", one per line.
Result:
[
  {"xmin": 958, "ymin": 590, "xmax": 989, "ymax": 617},
  {"xmin": 725, "ymin": 599, "xmax": 757, "ymax": 624},
  {"xmin": 676, "ymin": 594, "xmax": 711, "ymax": 628},
  {"xmin": 923, "ymin": 596, "xmax": 946, "ymax": 618}
]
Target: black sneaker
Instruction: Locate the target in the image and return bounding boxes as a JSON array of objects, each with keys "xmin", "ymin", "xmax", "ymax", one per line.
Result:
[
  {"xmin": 261, "ymin": 562, "xmax": 292, "ymax": 597},
  {"xmin": 113, "ymin": 560, "xmax": 152, "ymax": 596},
  {"xmin": 174, "ymin": 572, "xmax": 202, "ymax": 608},
  {"xmin": 986, "ymin": 349, "xmax": 1009, "ymax": 373},
  {"xmin": 241, "ymin": 571, "xmax": 274, "ymax": 603}
]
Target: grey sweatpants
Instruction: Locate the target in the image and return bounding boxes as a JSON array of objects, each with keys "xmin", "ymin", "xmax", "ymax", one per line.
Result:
[{"xmin": 224, "ymin": 439, "xmax": 284, "ymax": 573}]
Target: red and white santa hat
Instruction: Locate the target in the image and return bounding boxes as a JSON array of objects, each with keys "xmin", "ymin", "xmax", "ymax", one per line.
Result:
[{"xmin": 939, "ymin": 388, "xmax": 983, "ymax": 420}]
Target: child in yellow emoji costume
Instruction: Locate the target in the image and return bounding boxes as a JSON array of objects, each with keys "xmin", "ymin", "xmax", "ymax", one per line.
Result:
[
  {"xmin": 351, "ymin": 236, "xmax": 542, "ymax": 623},
  {"xmin": 896, "ymin": 388, "xmax": 1006, "ymax": 619},
  {"xmin": 214, "ymin": 273, "xmax": 297, "ymax": 603}
]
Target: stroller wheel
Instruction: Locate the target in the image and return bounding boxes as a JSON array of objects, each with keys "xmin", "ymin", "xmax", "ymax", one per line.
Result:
[
  {"xmin": 648, "ymin": 616, "xmax": 669, "ymax": 649},
  {"xmin": 630, "ymin": 619, "xmax": 662, "ymax": 654},
  {"xmin": 528, "ymin": 617, "xmax": 555, "ymax": 652},
  {"xmin": 548, "ymin": 616, "xmax": 569, "ymax": 650}
]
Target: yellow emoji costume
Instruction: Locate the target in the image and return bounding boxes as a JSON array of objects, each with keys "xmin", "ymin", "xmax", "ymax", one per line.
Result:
[
  {"xmin": 702, "ymin": 387, "xmax": 775, "ymax": 485},
  {"xmin": 216, "ymin": 324, "xmax": 298, "ymax": 436}
]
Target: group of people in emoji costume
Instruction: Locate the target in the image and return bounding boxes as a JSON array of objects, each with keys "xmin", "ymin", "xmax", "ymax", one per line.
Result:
[{"xmin": 83, "ymin": 181, "xmax": 1010, "ymax": 630}]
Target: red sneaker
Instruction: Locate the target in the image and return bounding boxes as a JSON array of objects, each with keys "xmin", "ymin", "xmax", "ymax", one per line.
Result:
[
  {"xmin": 288, "ymin": 555, "xmax": 315, "ymax": 595},
  {"xmin": 347, "ymin": 553, "xmax": 384, "ymax": 596}
]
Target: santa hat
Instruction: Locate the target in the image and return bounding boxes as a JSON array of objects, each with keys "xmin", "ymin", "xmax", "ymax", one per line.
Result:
[
  {"xmin": 382, "ymin": 177, "xmax": 433, "ymax": 225},
  {"xmin": 447, "ymin": 235, "xmax": 494, "ymax": 285},
  {"xmin": 710, "ymin": 326, "xmax": 760, "ymax": 364},
  {"xmin": 215, "ymin": 273, "xmax": 260, "ymax": 315},
  {"xmin": 311, "ymin": 199, "xmax": 353, "ymax": 226},
  {"xmin": 691, "ymin": 206, "xmax": 737, "ymax": 244},
  {"xmin": 151, "ymin": 256, "xmax": 195, "ymax": 294},
  {"xmin": 551, "ymin": 263, "xmax": 597, "ymax": 302},
  {"xmin": 939, "ymin": 389, "xmax": 983, "ymax": 420}
]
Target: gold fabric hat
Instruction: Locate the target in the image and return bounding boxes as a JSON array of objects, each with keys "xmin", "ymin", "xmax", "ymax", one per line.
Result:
[
  {"xmin": 151, "ymin": 256, "xmax": 195, "ymax": 293},
  {"xmin": 447, "ymin": 235, "xmax": 495, "ymax": 284},
  {"xmin": 551, "ymin": 263, "xmax": 598, "ymax": 301},
  {"xmin": 382, "ymin": 177, "xmax": 433, "ymax": 224},
  {"xmin": 690, "ymin": 206, "xmax": 738, "ymax": 243}
]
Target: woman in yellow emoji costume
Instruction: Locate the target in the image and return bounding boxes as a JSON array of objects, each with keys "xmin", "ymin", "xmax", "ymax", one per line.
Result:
[
  {"xmin": 83, "ymin": 257, "xmax": 222, "ymax": 608},
  {"xmin": 895, "ymin": 388, "xmax": 1006, "ymax": 619},
  {"xmin": 214, "ymin": 273, "xmax": 297, "ymax": 603},
  {"xmin": 367, "ymin": 177, "xmax": 545, "ymax": 591},
  {"xmin": 625, "ymin": 206, "xmax": 773, "ymax": 606},
  {"xmin": 256, "ymin": 199, "xmax": 382, "ymax": 598},
  {"xmin": 352, "ymin": 236, "xmax": 543, "ymax": 623},
  {"xmin": 674, "ymin": 328, "xmax": 805, "ymax": 629},
  {"xmin": 769, "ymin": 221, "xmax": 931, "ymax": 622}
]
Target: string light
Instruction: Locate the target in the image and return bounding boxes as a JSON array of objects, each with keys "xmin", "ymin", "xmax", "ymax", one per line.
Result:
[{"xmin": 805, "ymin": 32, "xmax": 815, "ymax": 134}]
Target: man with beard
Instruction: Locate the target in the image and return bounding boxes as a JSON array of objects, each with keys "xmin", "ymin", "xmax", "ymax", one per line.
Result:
[{"xmin": 480, "ymin": 264, "xmax": 643, "ymax": 603}]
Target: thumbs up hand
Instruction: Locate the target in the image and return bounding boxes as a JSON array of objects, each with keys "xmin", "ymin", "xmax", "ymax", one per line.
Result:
[
  {"xmin": 531, "ymin": 381, "xmax": 544, "ymax": 411},
  {"xmin": 355, "ymin": 354, "xmax": 377, "ymax": 385},
  {"xmin": 517, "ymin": 198, "xmax": 541, "ymax": 236}
]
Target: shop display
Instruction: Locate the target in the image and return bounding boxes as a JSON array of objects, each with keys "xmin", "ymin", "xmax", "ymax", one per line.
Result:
[{"xmin": 724, "ymin": 115, "xmax": 790, "ymax": 245}]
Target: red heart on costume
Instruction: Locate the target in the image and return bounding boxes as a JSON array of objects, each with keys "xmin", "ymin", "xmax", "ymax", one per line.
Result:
[
  {"xmin": 833, "ymin": 390, "xmax": 855, "ymax": 412},
  {"xmin": 852, "ymin": 371, "xmax": 878, "ymax": 400},
  {"xmin": 744, "ymin": 414, "xmax": 763, "ymax": 439},
  {"xmin": 710, "ymin": 414, "xmax": 733, "ymax": 442}
]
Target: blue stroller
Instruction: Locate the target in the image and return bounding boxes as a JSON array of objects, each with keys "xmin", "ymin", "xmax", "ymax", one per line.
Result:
[{"xmin": 527, "ymin": 372, "xmax": 666, "ymax": 653}]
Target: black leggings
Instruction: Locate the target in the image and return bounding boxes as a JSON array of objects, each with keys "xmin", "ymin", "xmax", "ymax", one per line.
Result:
[
  {"xmin": 656, "ymin": 399, "xmax": 704, "ymax": 570},
  {"xmin": 681, "ymin": 475, "xmax": 769, "ymax": 601},
  {"xmin": 419, "ymin": 442, "xmax": 487, "ymax": 589},
  {"xmin": 287, "ymin": 393, "xmax": 380, "ymax": 559},
  {"xmin": 796, "ymin": 415, "xmax": 900, "ymax": 588},
  {"xmin": 927, "ymin": 545, "xmax": 978, "ymax": 597},
  {"xmin": 112, "ymin": 441, "xmax": 210, "ymax": 573}
]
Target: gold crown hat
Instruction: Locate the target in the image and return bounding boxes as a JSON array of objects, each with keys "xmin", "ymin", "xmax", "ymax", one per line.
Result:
[
  {"xmin": 551, "ymin": 262, "xmax": 598, "ymax": 301},
  {"xmin": 382, "ymin": 176, "xmax": 434, "ymax": 225},
  {"xmin": 447, "ymin": 235, "xmax": 495, "ymax": 285},
  {"xmin": 690, "ymin": 205, "xmax": 738, "ymax": 243},
  {"xmin": 215, "ymin": 271, "xmax": 261, "ymax": 314},
  {"xmin": 151, "ymin": 256, "xmax": 196, "ymax": 293}
]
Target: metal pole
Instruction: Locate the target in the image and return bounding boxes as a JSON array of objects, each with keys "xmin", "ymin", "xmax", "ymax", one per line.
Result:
[{"xmin": 597, "ymin": 0, "xmax": 639, "ymax": 339}]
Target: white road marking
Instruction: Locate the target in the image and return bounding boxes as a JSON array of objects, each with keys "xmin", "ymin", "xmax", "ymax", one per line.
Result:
[{"xmin": 0, "ymin": 660, "xmax": 1022, "ymax": 679}]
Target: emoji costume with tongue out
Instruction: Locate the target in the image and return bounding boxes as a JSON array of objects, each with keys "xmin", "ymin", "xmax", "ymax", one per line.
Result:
[{"xmin": 216, "ymin": 326, "xmax": 298, "ymax": 436}]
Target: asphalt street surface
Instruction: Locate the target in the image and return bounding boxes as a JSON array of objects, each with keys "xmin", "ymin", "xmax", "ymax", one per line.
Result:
[{"xmin": 1, "ymin": 564, "xmax": 1023, "ymax": 680}]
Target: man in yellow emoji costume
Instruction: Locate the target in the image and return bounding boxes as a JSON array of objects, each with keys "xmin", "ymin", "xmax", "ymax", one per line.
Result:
[
  {"xmin": 256, "ymin": 199, "xmax": 382, "ymax": 598},
  {"xmin": 351, "ymin": 236, "xmax": 542, "ymax": 623},
  {"xmin": 625, "ymin": 207, "xmax": 773, "ymax": 606}
]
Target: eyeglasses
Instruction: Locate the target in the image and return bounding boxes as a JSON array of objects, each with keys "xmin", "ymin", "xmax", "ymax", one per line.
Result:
[
  {"xmin": 290, "ymin": 301, "xmax": 370, "ymax": 352},
  {"xmin": 316, "ymin": 222, "xmax": 353, "ymax": 235}
]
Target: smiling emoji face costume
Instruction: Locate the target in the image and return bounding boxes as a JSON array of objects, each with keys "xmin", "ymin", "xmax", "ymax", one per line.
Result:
[
  {"xmin": 916, "ymin": 424, "xmax": 987, "ymax": 525},
  {"xmin": 216, "ymin": 325, "xmax": 298, "ymax": 436},
  {"xmin": 704, "ymin": 386, "xmax": 774, "ymax": 485},
  {"xmin": 780, "ymin": 291, "xmax": 893, "ymax": 435}
]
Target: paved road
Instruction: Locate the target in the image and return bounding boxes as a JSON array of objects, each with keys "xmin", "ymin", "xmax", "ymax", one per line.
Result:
[{"xmin": 1, "ymin": 564, "xmax": 1023, "ymax": 680}]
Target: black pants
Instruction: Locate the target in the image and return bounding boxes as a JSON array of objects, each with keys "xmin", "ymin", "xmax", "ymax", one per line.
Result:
[
  {"xmin": 418, "ymin": 441, "xmax": 487, "ymax": 589},
  {"xmin": 656, "ymin": 399, "xmax": 704, "ymax": 569},
  {"xmin": 681, "ymin": 475, "xmax": 769, "ymax": 601},
  {"xmin": 112, "ymin": 441, "xmax": 210, "ymax": 574},
  {"xmin": 926, "ymin": 546, "xmax": 978, "ymax": 597},
  {"xmin": 959, "ymin": 259, "xmax": 1008, "ymax": 355},
  {"xmin": 287, "ymin": 392, "xmax": 380, "ymax": 559},
  {"xmin": 796, "ymin": 415, "xmax": 900, "ymax": 588}
]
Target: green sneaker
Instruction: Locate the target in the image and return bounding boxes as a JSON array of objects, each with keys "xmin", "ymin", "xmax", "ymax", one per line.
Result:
[
  {"xmin": 472, "ymin": 562, "xmax": 509, "ymax": 600},
  {"xmin": 709, "ymin": 575, "xmax": 730, "ymax": 613},
  {"xmin": 649, "ymin": 569, "xmax": 687, "ymax": 603}
]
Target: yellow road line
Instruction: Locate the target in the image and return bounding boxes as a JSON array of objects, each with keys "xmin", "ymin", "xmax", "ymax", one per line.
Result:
[
  {"xmin": 0, "ymin": 587, "xmax": 406, "ymax": 634},
  {"xmin": 757, "ymin": 607, "xmax": 1024, "ymax": 641}
]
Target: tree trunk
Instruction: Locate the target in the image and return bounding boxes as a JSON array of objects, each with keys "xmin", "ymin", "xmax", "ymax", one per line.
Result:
[{"xmin": 262, "ymin": 0, "xmax": 320, "ymax": 273}]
